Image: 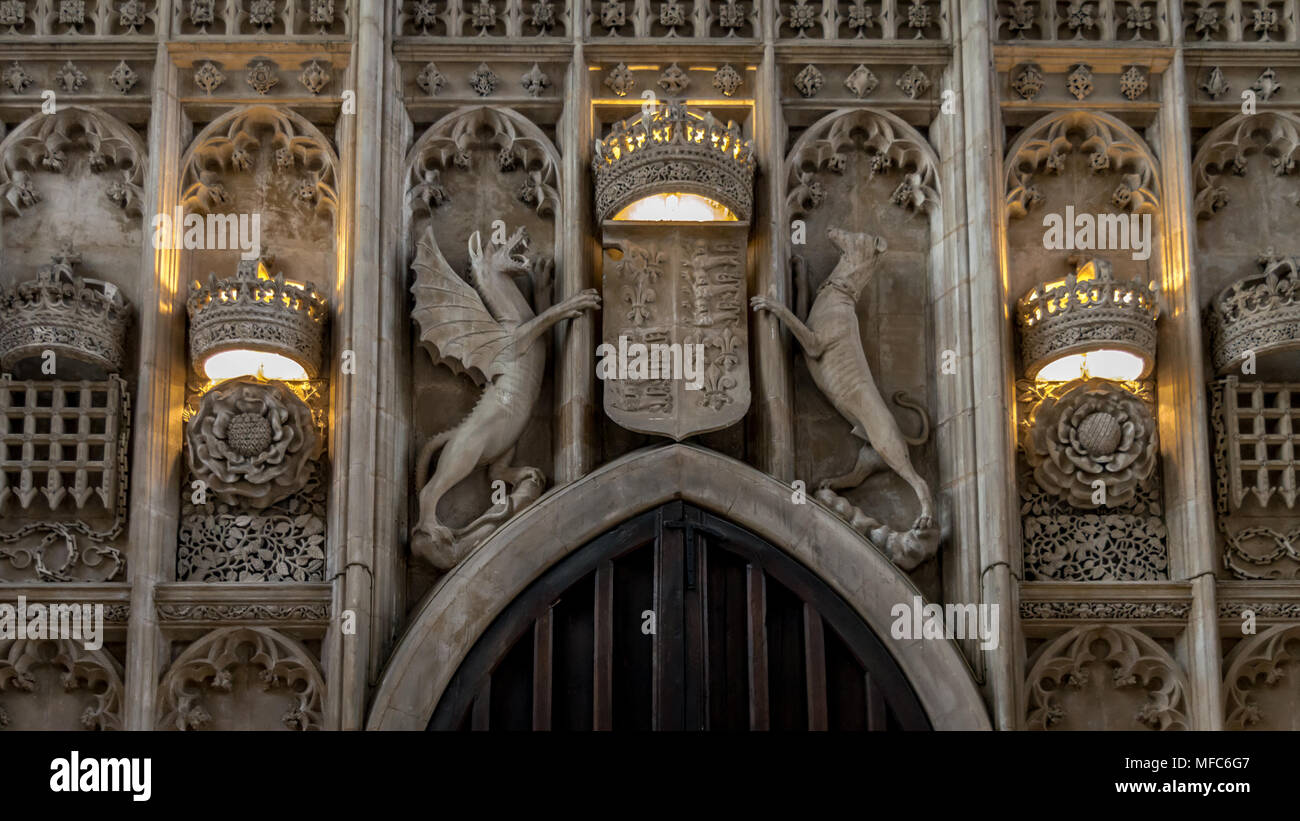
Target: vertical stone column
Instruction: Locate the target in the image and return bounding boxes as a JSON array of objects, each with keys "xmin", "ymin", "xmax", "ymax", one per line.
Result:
[
  {"xmin": 954, "ymin": 0, "xmax": 1023, "ymax": 729},
  {"xmin": 323, "ymin": 0, "xmax": 391, "ymax": 730},
  {"xmin": 929, "ymin": 76, "xmax": 984, "ymax": 679},
  {"xmin": 554, "ymin": 40, "xmax": 595, "ymax": 484},
  {"xmin": 123, "ymin": 45, "xmax": 187, "ymax": 731},
  {"xmin": 752, "ymin": 3, "xmax": 794, "ymax": 481},
  {"xmin": 1155, "ymin": 7, "xmax": 1224, "ymax": 730}
]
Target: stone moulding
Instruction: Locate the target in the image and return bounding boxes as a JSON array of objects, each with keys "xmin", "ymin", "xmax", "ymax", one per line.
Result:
[
  {"xmin": 1016, "ymin": 258, "xmax": 1160, "ymax": 380},
  {"xmin": 0, "ymin": 249, "xmax": 133, "ymax": 376},
  {"xmin": 186, "ymin": 258, "xmax": 329, "ymax": 381},
  {"xmin": 156, "ymin": 627, "xmax": 324, "ymax": 731},
  {"xmin": 785, "ymin": 107, "xmax": 941, "ymax": 217},
  {"xmin": 0, "ymin": 105, "xmax": 146, "ymax": 218},
  {"xmin": 1024, "ymin": 624, "xmax": 1189, "ymax": 730},
  {"xmin": 1020, "ymin": 600, "xmax": 1190, "ymax": 620},
  {"xmin": 0, "ymin": 639, "xmax": 124, "ymax": 730},
  {"xmin": 1206, "ymin": 254, "xmax": 1300, "ymax": 376},
  {"xmin": 1192, "ymin": 112, "xmax": 1300, "ymax": 220},
  {"xmin": 591, "ymin": 100, "xmax": 756, "ymax": 223},
  {"xmin": 1005, "ymin": 110, "xmax": 1161, "ymax": 217}
]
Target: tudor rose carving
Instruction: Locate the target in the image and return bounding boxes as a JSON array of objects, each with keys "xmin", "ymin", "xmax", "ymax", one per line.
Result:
[{"xmin": 410, "ymin": 227, "xmax": 600, "ymax": 570}]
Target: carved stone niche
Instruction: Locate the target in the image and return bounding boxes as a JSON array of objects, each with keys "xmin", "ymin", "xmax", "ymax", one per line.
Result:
[
  {"xmin": 0, "ymin": 639, "xmax": 124, "ymax": 730},
  {"xmin": 156, "ymin": 627, "xmax": 324, "ymax": 731},
  {"xmin": 593, "ymin": 101, "xmax": 756, "ymax": 441},
  {"xmin": 404, "ymin": 105, "xmax": 562, "ymax": 559},
  {"xmin": 1224, "ymin": 624, "xmax": 1300, "ymax": 730},
  {"xmin": 180, "ymin": 106, "xmax": 338, "ymax": 294},
  {"xmin": 1024, "ymin": 625, "xmax": 1189, "ymax": 730}
]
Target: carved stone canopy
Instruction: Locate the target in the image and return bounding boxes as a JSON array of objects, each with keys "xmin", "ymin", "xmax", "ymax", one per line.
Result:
[
  {"xmin": 0, "ymin": 248, "xmax": 132, "ymax": 378},
  {"xmin": 591, "ymin": 101, "xmax": 756, "ymax": 223}
]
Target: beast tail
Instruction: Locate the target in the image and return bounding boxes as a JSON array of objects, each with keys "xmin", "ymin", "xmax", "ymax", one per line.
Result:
[{"xmin": 892, "ymin": 391, "xmax": 930, "ymax": 446}]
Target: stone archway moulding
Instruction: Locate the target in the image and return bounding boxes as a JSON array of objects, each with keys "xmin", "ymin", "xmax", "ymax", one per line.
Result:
[{"xmin": 367, "ymin": 443, "xmax": 991, "ymax": 730}]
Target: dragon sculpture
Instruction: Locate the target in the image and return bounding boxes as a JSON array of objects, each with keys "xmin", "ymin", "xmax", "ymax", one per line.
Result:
[
  {"xmin": 751, "ymin": 227, "xmax": 940, "ymax": 570},
  {"xmin": 410, "ymin": 225, "xmax": 600, "ymax": 570}
]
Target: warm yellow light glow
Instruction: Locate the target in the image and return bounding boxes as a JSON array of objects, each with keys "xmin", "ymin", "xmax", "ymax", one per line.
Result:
[
  {"xmin": 1035, "ymin": 349, "xmax": 1147, "ymax": 382},
  {"xmin": 203, "ymin": 349, "xmax": 310, "ymax": 382},
  {"xmin": 613, "ymin": 193, "xmax": 737, "ymax": 222}
]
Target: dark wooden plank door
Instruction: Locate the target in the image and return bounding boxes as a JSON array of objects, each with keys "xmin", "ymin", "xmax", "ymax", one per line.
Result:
[{"xmin": 428, "ymin": 502, "xmax": 929, "ymax": 731}]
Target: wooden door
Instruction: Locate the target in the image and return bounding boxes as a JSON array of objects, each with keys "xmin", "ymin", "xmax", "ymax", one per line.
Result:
[{"xmin": 428, "ymin": 501, "xmax": 930, "ymax": 730}]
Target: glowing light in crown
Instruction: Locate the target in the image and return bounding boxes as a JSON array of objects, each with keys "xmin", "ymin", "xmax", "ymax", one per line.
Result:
[{"xmin": 613, "ymin": 193, "xmax": 737, "ymax": 222}]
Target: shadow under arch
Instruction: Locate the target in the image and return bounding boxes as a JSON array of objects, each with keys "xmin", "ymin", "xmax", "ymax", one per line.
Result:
[{"xmin": 367, "ymin": 443, "xmax": 991, "ymax": 730}]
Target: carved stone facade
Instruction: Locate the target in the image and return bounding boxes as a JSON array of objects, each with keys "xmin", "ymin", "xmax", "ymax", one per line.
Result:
[{"xmin": 0, "ymin": 0, "xmax": 1296, "ymax": 733}]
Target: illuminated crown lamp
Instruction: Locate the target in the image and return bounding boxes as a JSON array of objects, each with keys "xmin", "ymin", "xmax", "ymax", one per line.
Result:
[
  {"xmin": 187, "ymin": 257, "xmax": 328, "ymax": 384},
  {"xmin": 1206, "ymin": 253, "xmax": 1300, "ymax": 376},
  {"xmin": 592, "ymin": 100, "xmax": 756, "ymax": 224},
  {"xmin": 0, "ymin": 247, "xmax": 132, "ymax": 379},
  {"xmin": 1016, "ymin": 257, "xmax": 1159, "ymax": 382}
]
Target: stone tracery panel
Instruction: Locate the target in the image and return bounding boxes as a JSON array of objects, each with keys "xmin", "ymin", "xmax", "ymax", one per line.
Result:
[
  {"xmin": 0, "ymin": 638, "xmax": 124, "ymax": 730},
  {"xmin": 1224, "ymin": 624, "xmax": 1300, "ymax": 729},
  {"xmin": 1025, "ymin": 625, "xmax": 1189, "ymax": 730},
  {"xmin": 156, "ymin": 626, "xmax": 324, "ymax": 730}
]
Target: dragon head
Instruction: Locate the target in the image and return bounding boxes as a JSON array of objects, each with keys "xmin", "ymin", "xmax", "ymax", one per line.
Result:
[
  {"xmin": 824, "ymin": 227, "xmax": 887, "ymax": 299},
  {"xmin": 467, "ymin": 225, "xmax": 532, "ymax": 283}
]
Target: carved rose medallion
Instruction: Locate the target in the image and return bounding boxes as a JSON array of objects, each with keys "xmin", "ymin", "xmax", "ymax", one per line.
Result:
[
  {"xmin": 600, "ymin": 223, "xmax": 751, "ymax": 440},
  {"xmin": 186, "ymin": 378, "xmax": 321, "ymax": 509}
]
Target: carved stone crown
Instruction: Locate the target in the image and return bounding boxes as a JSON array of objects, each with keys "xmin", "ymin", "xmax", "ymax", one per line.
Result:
[
  {"xmin": 592, "ymin": 101, "xmax": 756, "ymax": 223},
  {"xmin": 187, "ymin": 256, "xmax": 329, "ymax": 379},
  {"xmin": 1206, "ymin": 253, "xmax": 1300, "ymax": 375},
  {"xmin": 0, "ymin": 248, "xmax": 132, "ymax": 376},
  {"xmin": 1016, "ymin": 258, "xmax": 1160, "ymax": 379}
]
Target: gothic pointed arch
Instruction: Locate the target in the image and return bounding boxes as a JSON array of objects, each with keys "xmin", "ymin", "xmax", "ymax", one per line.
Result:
[{"xmin": 367, "ymin": 444, "xmax": 990, "ymax": 730}]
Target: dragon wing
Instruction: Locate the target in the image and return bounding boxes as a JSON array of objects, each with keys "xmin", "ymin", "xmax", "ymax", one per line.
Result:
[{"xmin": 410, "ymin": 233, "xmax": 512, "ymax": 386}]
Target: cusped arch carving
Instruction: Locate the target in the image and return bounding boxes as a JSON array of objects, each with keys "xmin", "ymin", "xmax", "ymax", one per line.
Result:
[
  {"xmin": 1005, "ymin": 110, "xmax": 1161, "ymax": 217},
  {"xmin": 0, "ymin": 106, "xmax": 147, "ymax": 217},
  {"xmin": 367, "ymin": 444, "xmax": 990, "ymax": 730},
  {"xmin": 1024, "ymin": 624, "xmax": 1189, "ymax": 730},
  {"xmin": 1223, "ymin": 623, "xmax": 1300, "ymax": 729},
  {"xmin": 1192, "ymin": 111, "xmax": 1300, "ymax": 219},
  {"xmin": 405, "ymin": 105, "xmax": 561, "ymax": 222},
  {"xmin": 0, "ymin": 638, "xmax": 124, "ymax": 730},
  {"xmin": 180, "ymin": 105, "xmax": 340, "ymax": 217},
  {"xmin": 156, "ymin": 626, "xmax": 325, "ymax": 731},
  {"xmin": 785, "ymin": 108, "xmax": 941, "ymax": 218}
]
